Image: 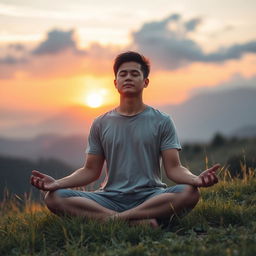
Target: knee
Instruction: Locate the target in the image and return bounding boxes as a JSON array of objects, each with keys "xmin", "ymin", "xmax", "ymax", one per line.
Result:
[
  {"xmin": 44, "ymin": 190, "xmax": 62, "ymax": 211},
  {"xmin": 183, "ymin": 185, "xmax": 200, "ymax": 208}
]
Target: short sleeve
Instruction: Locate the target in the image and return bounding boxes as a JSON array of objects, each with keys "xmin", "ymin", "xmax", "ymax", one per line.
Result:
[
  {"xmin": 85, "ymin": 119, "xmax": 105, "ymax": 155},
  {"xmin": 160, "ymin": 116, "xmax": 182, "ymax": 151}
]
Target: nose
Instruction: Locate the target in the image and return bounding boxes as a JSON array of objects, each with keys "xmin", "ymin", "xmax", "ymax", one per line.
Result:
[{"xmin": 124, "ymin": 73, "xmax": 132, "ymax": 80}]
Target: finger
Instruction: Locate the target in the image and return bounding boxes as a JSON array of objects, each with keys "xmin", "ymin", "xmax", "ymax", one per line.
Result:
[
  {"xmin": 212, "ymin": 173, "xmax": 219, "ymax": 184},
  {"xmin": 37, "ymin": 179, "xmax": 42, "ymax": 189},
  {"xmin": 207, "ymin": 173, "xmax": 215, "ymax": 185},
  {"xmin": 203, "ymin": 173, "xmax": 210, "ymax": 185},
  {"xmin": 39, "ymin": 181, "xmax": 46, "ymax": 190},
  {"xmin": 31, "ymin": 170, "xmax": 45, "ymax": 178},
  {"xmin": 206, "ymin": 173, "xmax": 219, "ymax": 186},
  {"xmin": 201, "ymin": 175, "xmax": 207, "ymax": 187},
  {"xmin": 31, "ymin": 176, "xmax": 39, "ymax": 187},
  {"xmin": 39, "ymin": 180, "xmax": 46, "ymax": 190},
  {"xmin": 203, "ymin": 173, "xmax": 215, "ymax": 187},
  {"xmin": 203, "ymin": 165, "xmax": 220, "ymax": 178},
  {"xmin": 41, "ymin": 181, "xmax": 45, "ymax": 191},
  {"xmin": 31, "ymin": 176, "xmax": 39, "ymax": 188},
  {"xmin": 35, "ymin": 178, "xmax": 43, "ymax": 189},
  {"xmin": 208, "ymin": 164, "xmax": 221, "ymax": 173}
]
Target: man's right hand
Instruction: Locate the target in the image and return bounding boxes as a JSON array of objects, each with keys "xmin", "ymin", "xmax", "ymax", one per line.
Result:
[{"xmin": 30, "ymin": 170, "xmax": 60, "ymax": 191}]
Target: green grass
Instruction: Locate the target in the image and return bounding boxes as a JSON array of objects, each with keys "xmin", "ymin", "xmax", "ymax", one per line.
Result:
[{"xmin": 1, "ymin": 169, "xmax": 256, "ymax": 256}]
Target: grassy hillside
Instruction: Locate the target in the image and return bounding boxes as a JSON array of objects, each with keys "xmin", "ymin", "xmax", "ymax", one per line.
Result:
[
  {"xmin": 1, "ymin": 167, "xmax": 256, "ymax": 256},
  {"xmin": 0, "ymin": 156, "xmax": 74, "ymax": 200},
  {"xmin": 179, "ymin": 135, "xmax": 256, "ymax": 175}
]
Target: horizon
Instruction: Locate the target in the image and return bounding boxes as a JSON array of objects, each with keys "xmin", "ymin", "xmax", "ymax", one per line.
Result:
[{"xmin": 1, "ymin": 86, "xmax": 256, "ymax": 141}]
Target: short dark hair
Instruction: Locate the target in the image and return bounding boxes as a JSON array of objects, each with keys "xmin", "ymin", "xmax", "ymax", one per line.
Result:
[{"xmin": 113, "ymin": 51, "xmax": 150, "ymax": 78}]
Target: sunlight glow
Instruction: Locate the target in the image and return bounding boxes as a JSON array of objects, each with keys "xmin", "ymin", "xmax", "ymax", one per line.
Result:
[
  {"xmin": 73, "ymin": 76, "xmax": 118, "ymax": 108},
  {"xmin": 85, "ymin": 91, "xmax": 106, "ymax": 108}
]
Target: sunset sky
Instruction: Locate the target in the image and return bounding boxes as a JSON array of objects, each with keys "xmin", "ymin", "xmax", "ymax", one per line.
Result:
[{"xmin": 1, "ymin": 0, "xmax": 256, "ymax": 129}]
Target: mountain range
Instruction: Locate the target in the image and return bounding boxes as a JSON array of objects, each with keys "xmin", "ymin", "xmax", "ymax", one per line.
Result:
[
  {"xmin": 160, "ymin": 87, "xmax": 256, "ymax": 142},
  {"xmin": 0, "ymin": 87, "xmax": 255, "ymax": 166}
]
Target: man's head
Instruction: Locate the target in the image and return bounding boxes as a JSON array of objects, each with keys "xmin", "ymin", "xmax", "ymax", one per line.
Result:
[
  {"xmin": 113, "ymin": 52, "xmax": 150, "ymax": 97},
  {"xmin": 113, "ymin": 51, "xmax": 150, "ymax": 79}
]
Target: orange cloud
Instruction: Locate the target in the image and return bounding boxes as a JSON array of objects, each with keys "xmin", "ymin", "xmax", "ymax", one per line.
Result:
[
  {"xmin": 1, "ymin": 22, "xmax": 256, "ymax": 114},
  {"xmin": 145, "ymin": 54, "xmax": 256, "ymax": 105}
]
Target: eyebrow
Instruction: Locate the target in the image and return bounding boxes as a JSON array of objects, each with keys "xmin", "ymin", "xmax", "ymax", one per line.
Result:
[{"xmin": 118, "ymin": 69, "xmax": 141, "ymax": 73}]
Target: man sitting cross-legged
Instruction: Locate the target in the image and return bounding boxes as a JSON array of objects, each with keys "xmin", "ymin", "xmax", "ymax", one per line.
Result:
[{"xmin": 30, "ymin": 51, "xmax": 219, "ymax": 228}]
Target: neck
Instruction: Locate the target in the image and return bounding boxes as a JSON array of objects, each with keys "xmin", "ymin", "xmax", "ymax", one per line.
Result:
[{"xmin": 117, "ymin": 95, "xmax": 146, "ymax": 116}]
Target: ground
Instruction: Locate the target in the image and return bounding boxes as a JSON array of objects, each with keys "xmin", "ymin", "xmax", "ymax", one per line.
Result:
[{"xmin": 1, "ymin": 169, "xmax": 256, "ymax": 256}]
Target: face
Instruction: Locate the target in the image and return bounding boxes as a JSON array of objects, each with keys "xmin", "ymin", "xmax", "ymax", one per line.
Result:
[{"xmin": 114, "ymin": 61, "xmax": 149, "ymax": 96}]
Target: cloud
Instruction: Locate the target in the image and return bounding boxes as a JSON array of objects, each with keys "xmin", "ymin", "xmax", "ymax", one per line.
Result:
[
  {"xmin": 0, "ymin": 28, "xmax": 121, "ymax": 79},
  {"xmin": 189, "ymin": 73, "xmax": 256, "ymax": 97},
  {"xmin": 0, "ymin": 55, "xmax": 27, "ymax": 65},
  {"xmin": 0, "ymin": 43, "xmax": 28, "ymax": 66},
  {"xmin": 0, "ymin": 28, "xmax": 93, "ymax": 79},
  {"xmin": 1, "ymin": 15, "xmax": 256, "ymax": 79},
  {"xmin": 0, "ymin": 29, "xmax": 86, "ymax": 68},
  {"xmin": 203, "ymin": 42, "xmax": 256, "ymax": 62},
  {"xmin": 8, "ymin": 43, "xmax": 26, "ymax": 51},
  {"xmin": 32, "ymin": 29, "xmax": 86, "ymax": 55},
  {"xmin": 132, "ymin": 14, "xmax": 256, "ymax": 69},
  {"xmin": 184, "ymin": 18, "xmax": 201, "ymax": 32}
]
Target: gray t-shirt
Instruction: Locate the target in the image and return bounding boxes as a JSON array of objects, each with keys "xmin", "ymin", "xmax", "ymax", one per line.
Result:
[{"xmin": 86, "ymin": 106, "xmax": 181, "ymax": 193}]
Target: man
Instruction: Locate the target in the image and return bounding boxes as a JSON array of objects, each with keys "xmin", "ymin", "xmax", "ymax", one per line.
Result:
[{"xmin": 31, "ymin": 51, "xmax": 219, "ymax": 228}]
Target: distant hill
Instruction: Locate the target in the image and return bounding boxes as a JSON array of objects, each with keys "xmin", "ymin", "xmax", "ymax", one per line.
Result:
[
  {"xmin": 0, "ymin": 134, "xmax": 87, "ymax": 167},
  {"xmin": 1, "ymin": 136, "xmax": 255, "ymax": 201},
  {"xmin": 0, "ymin": 154, "xmax": 106, "ymax": 200},
  {"xmin": 230, "ymin": 125, "xmax": 256, "ymax": 138},
  {"xmin": 0, "ymin": 104, "xmax": 115, "ymax": 138},
  {"xmin": 0, "ymin": 155, "xmax": 73, "ymax": 200},
  {"xmin": 0, "ymin": 88, "xmax": 256, "ymax": 157},
  {"xmin": 159, "ymin": 87, "xmax": 256, "ymax": 142}
]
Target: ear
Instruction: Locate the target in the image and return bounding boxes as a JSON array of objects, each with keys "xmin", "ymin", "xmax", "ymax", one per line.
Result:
[
  {"xmin": 114, "ymin": 79, "xmax": 117, "ymax": 89},
  {"xmin": 144, "ymin": 78, "xmax": 149, "ymax": 88}
]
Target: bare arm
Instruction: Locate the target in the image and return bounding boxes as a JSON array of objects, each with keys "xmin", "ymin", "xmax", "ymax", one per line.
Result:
[
  {"xmin": 30, "ymin": 153, "xmax": 105, "ymax": 191},
  {"xmin": 161, "ymin": 149, "xmax": 219, "ymax": 187},
  {"xmin": 55, "ymin": 153, "xmax": 104, "ymax": 188}
]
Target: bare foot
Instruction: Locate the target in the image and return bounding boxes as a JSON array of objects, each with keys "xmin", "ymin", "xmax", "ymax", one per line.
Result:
[{"xmin": 129, "ymin": 218, "xmax": 159, "ymax": 228}]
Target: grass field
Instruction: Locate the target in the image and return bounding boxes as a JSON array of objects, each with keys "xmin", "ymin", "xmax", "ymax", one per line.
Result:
[{"xmin": 1, "ymin": 167, "xmax": 256, "ymax": 256}]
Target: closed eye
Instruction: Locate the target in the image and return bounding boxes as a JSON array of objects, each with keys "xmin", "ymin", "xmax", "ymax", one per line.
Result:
[
  {"xmin": 131, "ymin": 71, "xmax": 140, "ymax": 76},
  {"xmin": 119, "ymin": 71, "xmax": 127, "ymax": 77}
]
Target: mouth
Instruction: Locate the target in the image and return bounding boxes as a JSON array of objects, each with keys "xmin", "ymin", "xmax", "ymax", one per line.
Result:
[{"xmin": 123, "ymin": 83, "xmax": 134, "ymax": 87}]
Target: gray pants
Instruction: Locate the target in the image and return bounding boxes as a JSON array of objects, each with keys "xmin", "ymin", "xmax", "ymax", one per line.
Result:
[{"xmin": 56, "ymin": 185, "xmax": 188, "ymax": 228}]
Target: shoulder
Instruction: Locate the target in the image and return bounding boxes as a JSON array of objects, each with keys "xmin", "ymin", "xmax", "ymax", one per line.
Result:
[
  {"xmin": 91, "ymin": 108, "xmax": 117, "ymax": 126},
  {"xmin": 146, "ymin": 106, "xmax": 172, "ymax": 122},
  {"xmin": 146, "ymin": 106, "xmax": 178, "ymax": 133}
]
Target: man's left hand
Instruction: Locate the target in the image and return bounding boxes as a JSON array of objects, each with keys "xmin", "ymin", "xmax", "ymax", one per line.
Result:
[{"xmin": 194, "ymin": 164, "xmax": 220, "ymax": 187}]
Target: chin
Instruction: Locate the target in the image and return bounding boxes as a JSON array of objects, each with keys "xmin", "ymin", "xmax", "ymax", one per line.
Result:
[{"xmin": 122, "ymin": 92, "xmax": 140, "ymax": 97}]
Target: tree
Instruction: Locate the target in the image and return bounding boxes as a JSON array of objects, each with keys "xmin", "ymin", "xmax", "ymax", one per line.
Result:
[{"xmin": 210, "ymin": 132, "xmax": 226, "ymax": 148}]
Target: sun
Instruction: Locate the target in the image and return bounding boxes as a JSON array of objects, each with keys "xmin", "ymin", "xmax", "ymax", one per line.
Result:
[{"xmin": 85, "ymin": 92, "xmax": 104, "ymax": 108}]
